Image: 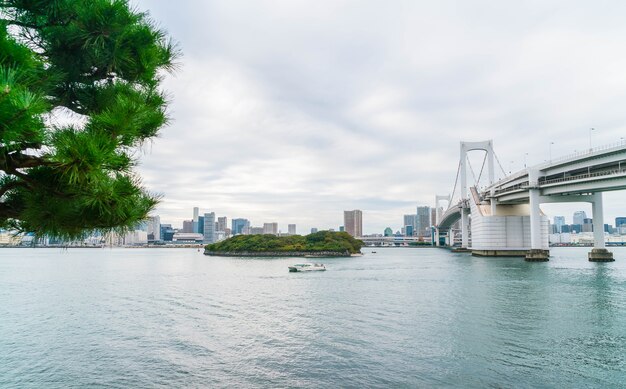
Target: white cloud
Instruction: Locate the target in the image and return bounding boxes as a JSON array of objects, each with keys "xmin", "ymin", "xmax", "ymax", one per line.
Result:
[{"xmin": 134, "ymin": 0, "xmax": 626, "ymax": 233}]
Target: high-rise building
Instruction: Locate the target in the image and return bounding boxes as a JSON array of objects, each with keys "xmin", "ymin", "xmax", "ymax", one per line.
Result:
[
  {"xmin": 203, "ymin": 212, "xmax": 216, "ymax": 243},
  {"xmin": 311, "ymin": 228, "xmax": 318, "ymax": 234},
  {"xmin": 416, "ymin": 206, "xmax": 431, "ymax": 237},
  {"xmin": 217, "ymin": 217, "xmax": 227, "ymax": 232},
  {"xmin": 192, "ymin": 207, "xmax": 200, "ymax": 233},
  {"xmin": 232, "ymin": 218, "xmax": 250, "ymax": 235},
  {"xmin": 339, "ymin": 226, "xmax": 345, "ymax": 232},
  {"xmin": 147, "ymin": 215, "xmax": 161, "ymax": 241},
  {"xmin": 573, "ymin": 211, "xmax": 587, "ymax": 226},
  {"xmin": 344, "ymin": 210, "xmax": 363, "ymax": 237},
  {"xmin": 263, "ymin": 222, "xmax": 278, "ymax": 235},
  {"xmin": 384, "ymin": 227, "xmax": 393, "ymax": 236},
  {"xmin": 553, "ymin": 216, "xmax": 565, "ymax": 233},
  {"xmin": 582, "ymin": 218, "xmax": 593, "ymax": 233},
  {"xmin": 197, "ymin": 216, "xmax": 205, "ymax": 235},
  {"xmin": 615, "ymin": 217, "xmax": 626, "ymax": 228},
  {"xmin": 403, "ymin": 214, "xmax": 417, "ymax": 236},
  {"xmin": 288, "ymin": 224, "xmax": 296, "ymax": 235},
  {"xmin": 405, "ymin": 225, "xmax": 414, "ymax": 236},
  {"xmin": 182, "ymin": 220, "xmax": 194, "ymax": 233}
]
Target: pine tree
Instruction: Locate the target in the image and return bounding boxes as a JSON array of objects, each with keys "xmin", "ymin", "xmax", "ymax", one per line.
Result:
[{"xmin": 0, "ymin": 0, "xmax": 177, "ymax": 238}]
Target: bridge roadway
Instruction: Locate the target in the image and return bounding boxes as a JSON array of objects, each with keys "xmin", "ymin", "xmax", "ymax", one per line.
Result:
[{"xmin": 434, "ymin": 141, "xmax": 626, "ymax": 261}]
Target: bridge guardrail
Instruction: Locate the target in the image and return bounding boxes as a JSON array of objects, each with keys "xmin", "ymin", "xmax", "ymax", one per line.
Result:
[{"xmin": 490, "ymin": 168, "xmax": 626, "ymax": 197}]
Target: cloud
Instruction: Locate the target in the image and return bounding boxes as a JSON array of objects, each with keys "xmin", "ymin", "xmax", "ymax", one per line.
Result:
[{"xmin": 134, "ymin": 0, "xmax": 626, "ymax": 232}]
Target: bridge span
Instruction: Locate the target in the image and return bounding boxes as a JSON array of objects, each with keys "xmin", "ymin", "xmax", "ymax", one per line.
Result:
[{"xmin": 434, "ymin": 140, "xmax": 626, "ymax": 261}]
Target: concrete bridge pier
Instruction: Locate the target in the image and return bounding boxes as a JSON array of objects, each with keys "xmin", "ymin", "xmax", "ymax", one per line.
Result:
[
  {"xmin": 589, "ymin": 193, "xmax": 614, "ymax": 262},
  {"xmin": 526, "ymin": 170, "xmax": 549, "ymax": 261},
  {"xmin": 461, "ymin": 209, "xmax": 469, "ymax": 249}
]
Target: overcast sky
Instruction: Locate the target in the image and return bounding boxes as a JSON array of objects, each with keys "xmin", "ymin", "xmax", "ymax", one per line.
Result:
[{"xmin": 133, "ymin": 0, "xmax": 626, "ymax": 234}]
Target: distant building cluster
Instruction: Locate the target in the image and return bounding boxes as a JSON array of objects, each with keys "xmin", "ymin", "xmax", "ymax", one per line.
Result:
[{"xmin": 549, "ymin": 212, "xmax": 626, "ymax": 244}]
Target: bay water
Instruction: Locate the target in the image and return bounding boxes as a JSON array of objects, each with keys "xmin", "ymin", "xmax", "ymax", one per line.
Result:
[{"xmin": 1, "ymin": 247, "xmax": 625, "ymax": 387}]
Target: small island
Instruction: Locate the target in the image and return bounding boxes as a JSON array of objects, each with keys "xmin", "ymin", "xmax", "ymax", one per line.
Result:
[{"xmin": 204, "ymin": 231, "xmax": 363, "ymax": 257}]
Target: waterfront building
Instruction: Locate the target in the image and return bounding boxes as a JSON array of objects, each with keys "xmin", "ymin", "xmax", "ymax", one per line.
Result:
[
  {"xmin": 160, "ymin": 224, "xmax": 174, "ymax": 241},
  {"xmin": 232, "ymin": 218, "xmax": 250, "ymax": 235},
  {"xmin": 288, "ymin": 224, "xmax": 296, "ymax": 235},
  {"xmin": 263, "ymin": 222, "xmax": 278, "ymax": 235},
  {"xmin": 573, "ymin": 211, "xmax": 587, "ymax": 226},
  {"xmin": 217, "ymin": 217, "xmax": 228, "ymax": 233},
  {"xmin": 416, "ymin": 206, "xmax": 431, "ymax": 238},
  {"xmin": 582, "ymin": 218, "xmax": 593, "ymax": 233},
  {"xmin": 344, "ymin": 210, "xmax": 363, "ymax": 237},
  {"xmin": 172, "ymin": 233, "xmax": 203, "ymax": 243},
  {"xmin": 203, "ymin": 212, "xmax": 216, "ymax": 243},
  {"xmin": 403, "ymin": 214, "xmax": 417, "ymax": 236},
  {"xmin": 405, "ymin": 225, "xmax": 414, "ymax": 237},
  {"xmin": 147, "ymin": 215, "xmax": 161, "ymax": 241},
  {"xmin": 384, "ymin": 227, "xmax": 393, "ymax": 236},
  {"xmin": 616, "ymin": 217, "xmax": 626, "ymax": 228},
  {"xmin": 197, "ymin": 216, "xmax": 205, "ymax": 235},
  {"xmin": 553, "ymin": 216, "xmax": 565, "ymax": 233},
  {"xmin": 182, "ymin": 220, "xmax": 194, "ymax": 233}
]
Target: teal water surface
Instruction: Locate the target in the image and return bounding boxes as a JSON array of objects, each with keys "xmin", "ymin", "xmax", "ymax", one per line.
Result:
[{"xmin": 1, "ymin": 247, "xmax": 625, "ymax": 388}]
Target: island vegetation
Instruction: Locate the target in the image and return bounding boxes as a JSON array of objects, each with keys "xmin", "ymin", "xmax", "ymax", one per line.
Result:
[{"xmin": 204, "ymin": 231, "xmax": 363, "ymax": 257}]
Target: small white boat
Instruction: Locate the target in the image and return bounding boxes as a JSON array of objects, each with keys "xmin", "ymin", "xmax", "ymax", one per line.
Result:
[{"xmin": 288, "ymin": 263, "xmax": 326, "ymax": 272}]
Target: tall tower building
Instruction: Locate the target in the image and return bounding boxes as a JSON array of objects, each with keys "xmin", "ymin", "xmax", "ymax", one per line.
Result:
[
  {"xmin": 343, "ymin": 210, "xmax": 363, "ymax": 237},
  {"xmin": 416, "ymin": 206, "xmax": 431, "ymax": 237},
  {"xmin": 192, "ymin": 207, "xmax": 200, "ymax": 233},
  {"xmin": 203, "ymin": 212, "xmax": 216, "ymax": 243},
  {"xmin": 147, "ymin": 215, "xmax": 161, "ymax": 241},
  {"xmin": 403, "ymin": 214, "xmax": 417, "ymax": 236},
  {"xmin": 573, "ymin": 211, "xmax": 587, "ymax": 226},
  {"xmin": 288, "ymin": 224, "xmax": 296, "ymax": 235},
  {"xmin": 217, "ymin": 217, "xmax": 227, "ymax": 232},
  {"xmin": 553, "ymin": 216, "xmax": 565, "ymax": 233}
]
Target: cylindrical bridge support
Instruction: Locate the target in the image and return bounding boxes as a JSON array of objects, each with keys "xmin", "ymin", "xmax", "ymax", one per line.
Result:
[
  {"xmin": 589, "ymin": 192, "xmax": 614, "ymax": 262},
  {"xmin": 525, "ymin": 171, "xmax": 549, "ymax": 261}
]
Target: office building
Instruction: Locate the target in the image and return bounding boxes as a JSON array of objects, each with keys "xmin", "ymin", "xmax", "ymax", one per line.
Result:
[
  {"xmin": 217, "ymin": 217, "xmax": 228, "ymax": 233},
  {"xmin": 339, "ymin": 226, "xmax": 344, "ymax": 232},
  {"xmin": 147, "ymin": 215, "xmax": 161, "ymax": 241},
  {"xmin": 192, "ymin": 207, "xmax": 200, "ymax": 233},
  {"xmin": 160, "ymin": 224, "xmax": 174, "ymax": 241},
  {"xmin": 405, "ymin": 225, "xmax": 414, "ymax": 237},
  {"xmin": 403, "ymin": 214, "xmax": 417, "ymax": 236},
  {"xmin": 263, "ymin": 222, "xmax": 278, "ymax": 235},
  {"xmin": 416, "ymin": 206, "xmax": 431, "ymax": 237},
  {"xmin": 197, "ymin": 215, "xmax": 205, "ymax": 235},
  {"xmin": 582, "ymin": 218, "xmax": 593, "ymax": 233},
  {"xmin": 203, "ymin": 212, "xmax": 216, "ymax": 243},
  {"xmin": 232, "ymin": 218, "xmax": 250, "ymax": 235},
  {"xmin": 311, "ymin": 228, "xmax": 318, "ymax": 234},
  {"xmin": 573, "ymin": 211, "xmax": 587, "ymax": 226},
  {"xmin": 344, "ymin": 210, "xmax": 363, "ymax": 237},
  {"xmin": 616, "ymin": 217, "xmax": 626, "ymax": 228},
  {"xmin": 553, "ymin": 216, "xmax": 565, "ymax": 233},
  {"xmin": 384, "ymin": 227, "xmax": 393, "ymax": 236},
  {"xmin": 182, "ymin": 220, "xmax": 194, "ymax": 233},
  {"xmin": 288, "ymin": 224, "xmax": 296, "ymax": 235}
]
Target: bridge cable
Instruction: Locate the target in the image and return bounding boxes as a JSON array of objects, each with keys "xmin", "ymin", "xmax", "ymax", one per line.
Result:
[
  {"xmin": 493, "ymin": 151, "xmax": 507, "ymax": 177},
  {"xmin": 447, "ymin": 160, "xmax": 462, "ymax": 211},
  {"xmin": 467, "ymin": 155, "xmax": 479, "ymax": 187},
  {"xmin": 476, "ymin": 152, "xmax": 487, "ymax": 187}
]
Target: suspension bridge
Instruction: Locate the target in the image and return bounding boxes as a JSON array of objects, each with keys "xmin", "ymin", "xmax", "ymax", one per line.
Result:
[{"xmin": 433, "ymin": 140, "xmax": 626, "ymax": 261}]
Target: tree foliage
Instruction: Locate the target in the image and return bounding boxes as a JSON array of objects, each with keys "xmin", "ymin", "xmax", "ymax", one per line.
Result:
[
  {"xmin": 205, "ymin": 231, "xmax": 364, "ymax": 254},
  {"xmin": 0, "ymin": 0, "xmax": 177, "ymax": 238}
]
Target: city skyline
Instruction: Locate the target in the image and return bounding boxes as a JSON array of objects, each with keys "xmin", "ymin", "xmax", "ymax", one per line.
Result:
[{"xmin": 134, "ymin": 0, "xmax": 626, "ymax": 234}]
